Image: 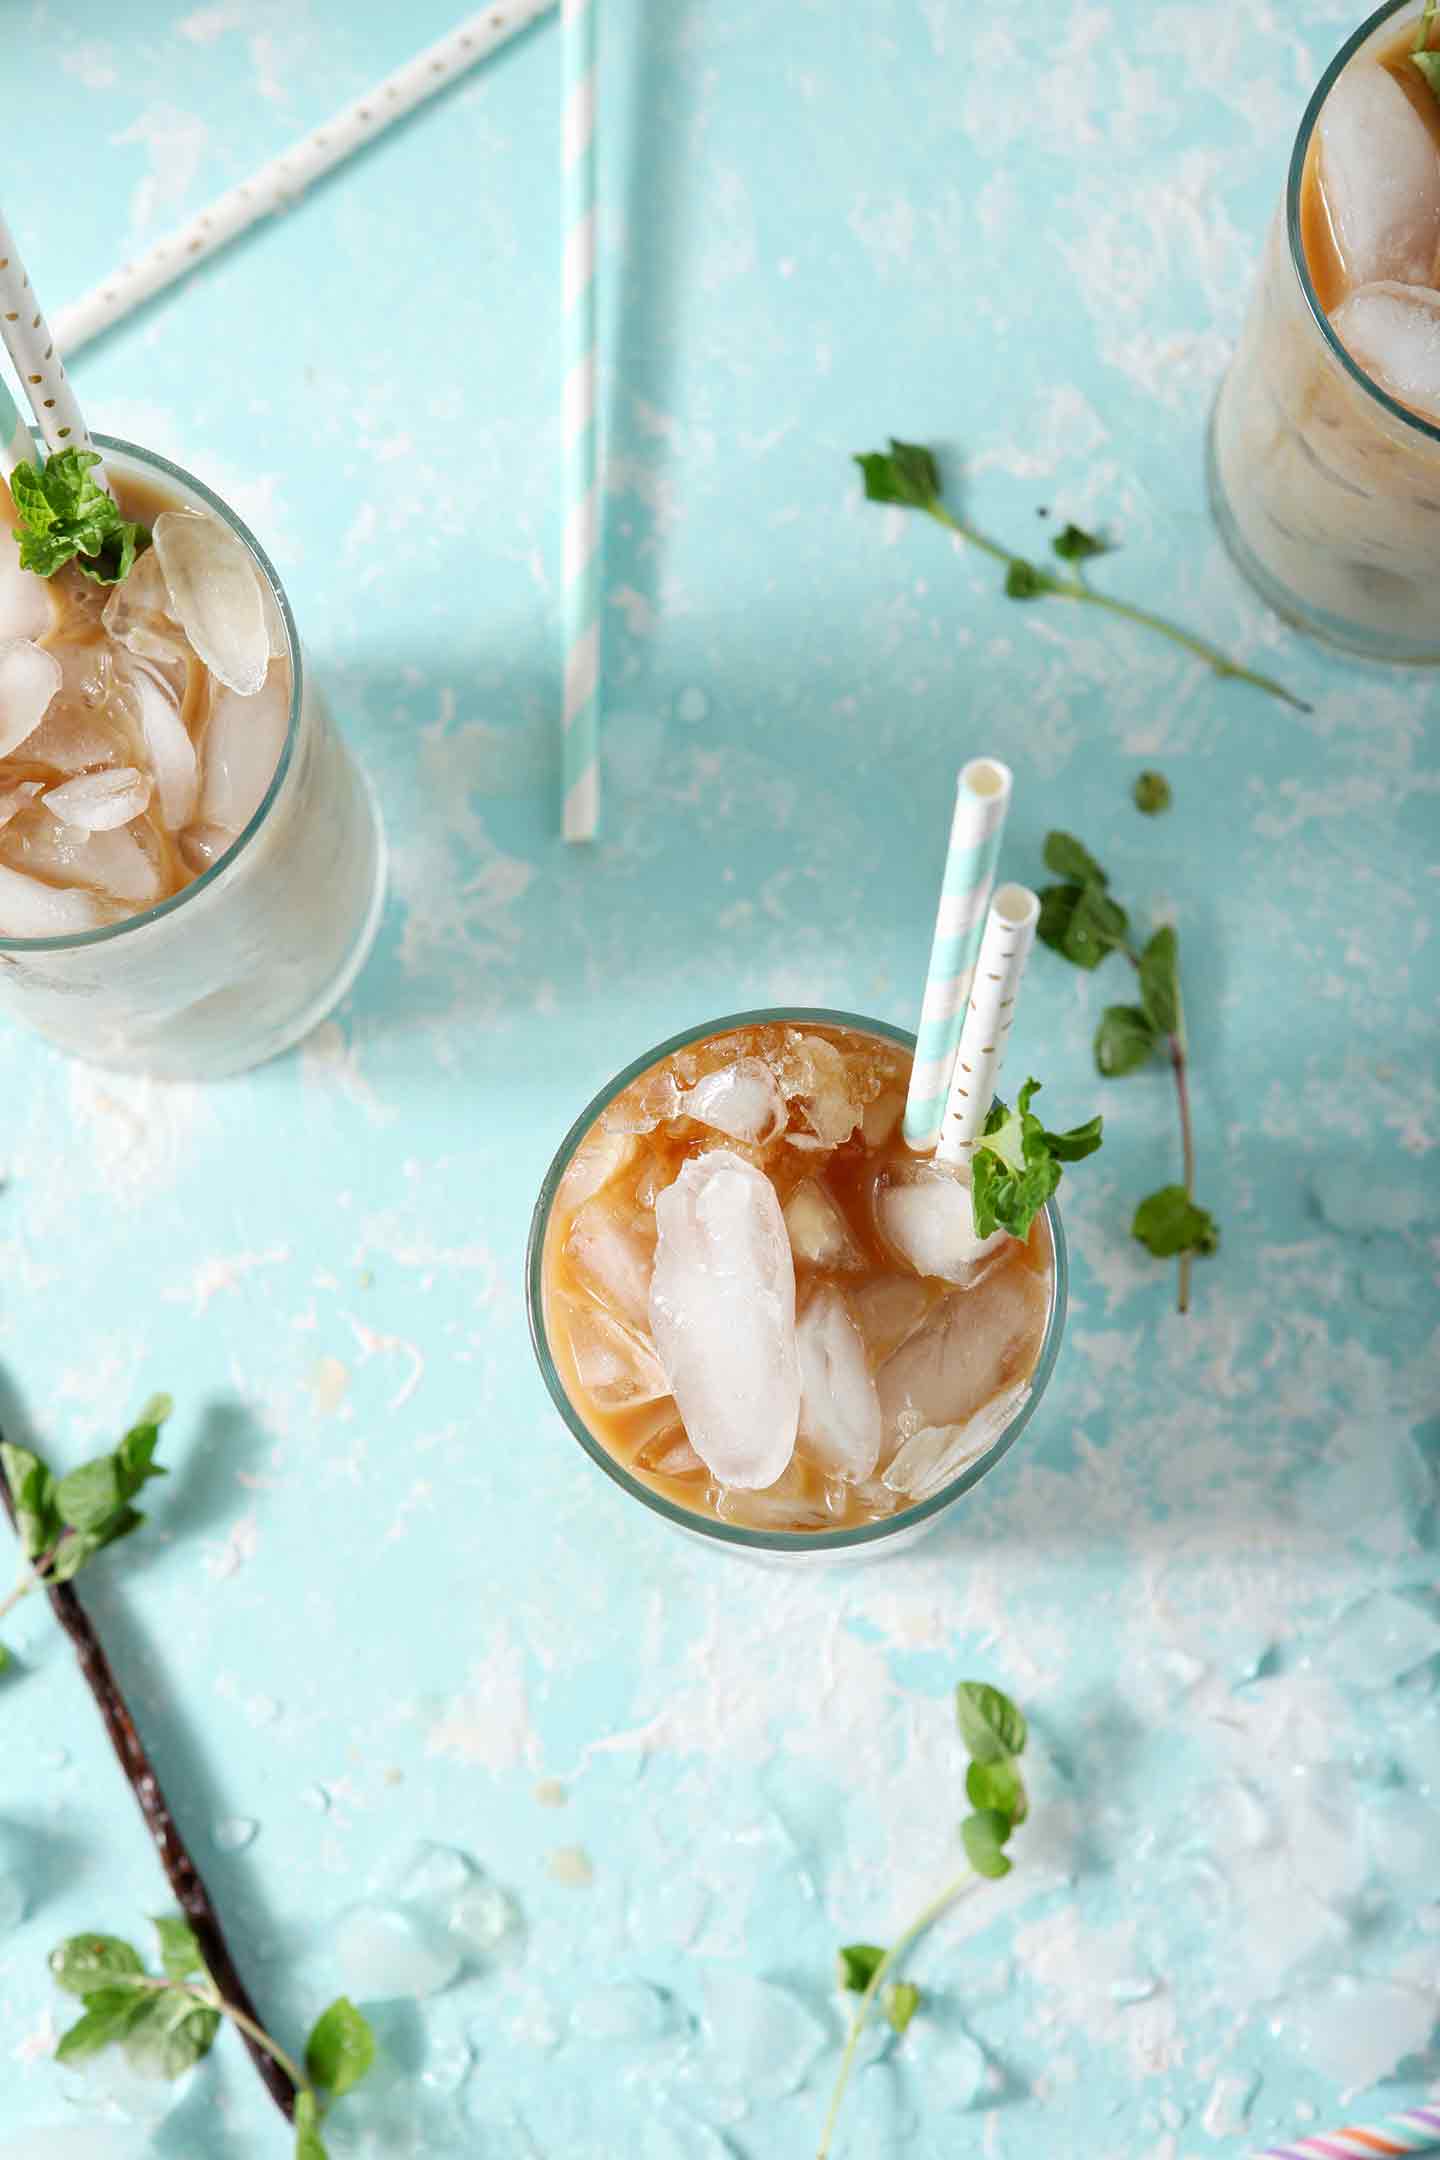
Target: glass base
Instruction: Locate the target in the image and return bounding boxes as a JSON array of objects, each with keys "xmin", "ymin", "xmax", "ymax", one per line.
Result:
[{"xmin": 1206, "ymin": 397, "xmax": 1440, "ymax": 666}]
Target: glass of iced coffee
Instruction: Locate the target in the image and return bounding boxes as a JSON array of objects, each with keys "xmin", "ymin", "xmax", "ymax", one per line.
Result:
[
  {"xmin": 1210, "ymin": 0, "xmax": 1440, "ymax": 660},
  {"xmin": 0, "ymin": 435, "xmax": 385, "ymax": 1078},
  {"xmin": 526, "ymin": 1011, "xmax": 1067, "ymax": 1559}
]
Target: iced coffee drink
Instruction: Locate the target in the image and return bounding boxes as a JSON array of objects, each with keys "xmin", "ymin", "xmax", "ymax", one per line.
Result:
[
  {"xmin": 528, "ymin": 1013, "xmax": 1064, "ymax": 1551},
  {"xmin": 1211, "ymin": 1, "xmax": 1440, "ymax": 659},
  {"xmin": 0, "ymin": 436, "xmax": 383, "ymax": 1077}
]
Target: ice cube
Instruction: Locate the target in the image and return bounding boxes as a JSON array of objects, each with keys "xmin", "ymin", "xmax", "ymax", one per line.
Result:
[
  {"xmin": 212, "ymin": 1815, "xmax": 257, "ymax": 1852},
  {"xmin": 633, "ymin": 1424, "xmax": 706, "ymax": 1479},
  {"xmin": 876, "ymin": 1161, "xmax": 1011, "ymax": 1284},
  {"xmin": 1211, "ymin": 1779, "xmax": 1273, "ymax": 1857},
  {"xmin": 775, "ymin": 1032, "xmax": 866, "ymax": 1144},
  {"xmin": 851, "ymin": 1275, "xmax": 931, "ymax": 1362},
  {"xmin": 1326, "ymin": 1590, "xmax": 1440, "ymax": 1688},
  {"xmin": 152, "ymin": 509, "xmax": 268, "ymax": 696},
  {"xmin": 699, "ymin": 1970, "xmax": 825, "ymax": 2098},
  {"xmin": 565, "ymin": 1196, "xmax": 655, "ymax": 1329},
  {"xmin": 557, "ymin": 1129, "xmax": 636, "ymax": 1212},
  {"xmin": 382, "ymin": 1840, "xmax": 473, "ymax": 1910},
  {"xmin": 449, "ymin": 1879, "xmax": 516, "ymax": 1954},
  {"xmin": 1332, "ymin": 282, "xmax": 1440, "ymax": 425},
  {"xmin": 715, "ymin": 1471, "xmax": 833, "ymax": 1531},
  {"xmin": 336, "ymin": 1902, "xmax": 461, "ymax": 2001},
  {"xmin": 1244, "ymin": 1886, "xmax": 1348, "ymax": 1996},
  {"xmin": 862, "ymin": 1087, "xmax": 905, "ymax": 1147},
  {"xmin": 678, "ymin": 1056, "xmax": 787, "ymax": 1145},
  {"xmin": 649, "ymin": 1149, "xmax": 800, "ymax": 1488},
  {"xmin": 876, "ymin": 1264, "xmax": 1049, "ymax": 1452},
  {"xmin": 59, "ymin": 825, "xmax": 161, "ymax": 908},
  {"xmin": 1201, "ymin": 2071, "xmax": 1257, "ymax": 2137},
  {"xmin": 562, "ymin": 1299, "xmax": 671, "ymax": 1408},
  {"xmin": 116, "ymin": 657, "xmax": 198, "ymax": 831},
  {"xmin": 42, "ymin": 767, "xmax": 152, "ymax": 833},
  {"xmin": 101, "ymin": 547, "xmax": 186, "ymax": 668},
  {"xmin": 0, "ymin": 519, "xmax": 55, "ymax": 643},
  {"xmin": 784, "ymin": 1178, "xmax": 863, "ymax": 1270},
  {"xmin": 603, "ymin": 1069, "xmax": 683, "ymax": 1135},
  {"xmin": 0, "ymin": 780, "xmax": 41, "ymax": 832},
  {"xmin": 178, "ymin": 825, "xmax": 231, "ymax": 875},
  {"xmin": 570, "ymin": 1981, "xmax": 672, "ymax": 2042},
  {"xmin": 0, "ymin": 637, "xmax": 62, "ymax": 758},
  {"xmin": 198, "ymin": 667, "xmax": 289, "ymax": 833},
  {"xmin": 0, "ymin": 861, "xmax": 105, "ymax": 936},
  {"xmin": 796, "ymin": 1285, "xmax": 882, "ymax": 1481},
  {"xmin": 1318, "ymin": 65, "xmax": 1440, "ymax": 287},
  {"xmin": 882, "ymin": 1379, "xmax": 1030, "ymax": 1501},
  {"xmin": 932, "ymin": 2027, "xmax": 990, "ymax": 2111},
  {"xmin": 1272, "ymin": 1974, "xmax": 1435, "ymax": 2095}
]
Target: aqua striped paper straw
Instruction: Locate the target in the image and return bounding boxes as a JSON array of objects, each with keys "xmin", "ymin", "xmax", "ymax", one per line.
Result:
[
  {"xmin": 903, "ymin": 756, "xmax": 1013, "ymax": 1151},
  {"xmin": 560, "ymin": 0, "xmax": 600, "ymax": 842},
  {"xmin": 1254, "ymin": 2105, "xmax": 1440, "ymax": 2158},
  {"xmin": 0, "ymin": 366, "xmax": 26, "ymax": 477}
]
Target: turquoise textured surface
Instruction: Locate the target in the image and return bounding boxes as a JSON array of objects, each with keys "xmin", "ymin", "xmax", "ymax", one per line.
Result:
[{"xmin": 1, "ymin": 3, "xmax": 1438, "ymax": 2155}]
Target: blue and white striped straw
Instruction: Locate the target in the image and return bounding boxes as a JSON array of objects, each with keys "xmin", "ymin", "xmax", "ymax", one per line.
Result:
[
  {"xmin": 560, "ymin": 0, "xmax": 600, "ymax": 842},
  {"xmin": 903, "ymin": 756, "xmax": 1013, "ymax": 1152},
  {"xmin": 0, "ymin": 369, "xmax": 26, "ymax": 477}
]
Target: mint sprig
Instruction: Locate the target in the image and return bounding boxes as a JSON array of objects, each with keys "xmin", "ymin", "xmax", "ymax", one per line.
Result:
[
  {"xmin": 819, "ymin": 1680, "xmax": 1030, "ymax": 2157},
  {"xmin": 1414, "ymin": 0, "xmax": 1440, "ymax": 98},
  {"xmin": 0, "ymin": 1395, "xmax": 171, "ymax": 1658},
  {"xmin": 1038, "ymin": 830, "xmax": 1218, "ymax": 1310},
  {"xmin": 855, "ymin": 439, "xmax": 1308, "ymax": 712},
  {"xmin": 971, "ymin": 1077, "xmax": 1103, "ymax": 1242},
  {"xmin": 10, "ymin": 447, "xmax": 148, "ymax": 585},
  {"xmin": 49, "ymin": 1918, "xmax": 373, "ymax": 2158}
]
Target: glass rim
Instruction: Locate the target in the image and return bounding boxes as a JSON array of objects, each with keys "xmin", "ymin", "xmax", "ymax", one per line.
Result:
[
  {"xmin": 525, "ymin": 1006, "xmax": 1069, "ymax": 1557},
  {"xmin": 0, "ymin": 431, "xmax": 302, "ymax": 955},
  {"xmin": 1286, "ymin": 0, "xmax": 1440, "ymax": 451}
]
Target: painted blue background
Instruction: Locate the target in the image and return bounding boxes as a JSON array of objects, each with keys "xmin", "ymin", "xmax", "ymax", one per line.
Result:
[{"xmin": 0, "ymin": 2, "xmax": 1437, "ymax": 2154}]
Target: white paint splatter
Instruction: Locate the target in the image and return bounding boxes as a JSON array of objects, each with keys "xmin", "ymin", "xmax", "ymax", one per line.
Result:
[{"xmin": 163, "ymin": 1246, "xmax": 291, "ymax": 1314}]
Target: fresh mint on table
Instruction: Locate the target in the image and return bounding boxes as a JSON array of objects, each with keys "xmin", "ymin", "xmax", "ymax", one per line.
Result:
[
  {"xmin": 0, "ymin": 1394, "xmax": 171, "ymax": 1656},
  {"xmin": 1132, "ymin": 769, "xmax": 1172, "ymax": 815},
  {"xmin": 1038, "ymin": 831, "xmax": 1218, "ymax": 1311},
  {"xmin": 9, "ymin": 446, "xmax": 148, "ymax": 584},
  {"xmin": 50, "ymin": 1917, "xmax": 374, "ymax": 2157},
  {"xmin": 818, "ymin": 1681, "xmax": 1030, "ymax": 2158},
  {"xmin": 854, "ymin": 439, "xmax": 1309, "ymax": 711},
  {"xmin": 970, "ymin": 1077, "xmax": 1104, "ymax": 1242}
]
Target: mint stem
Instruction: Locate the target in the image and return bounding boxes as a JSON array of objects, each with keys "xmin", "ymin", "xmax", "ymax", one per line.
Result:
[
  {"xmin": 922, "ymin": 500, "xmax": 1309, "ymax": 713},
  {"xmin": 1125, "ymin": 943, "xmax": 1196, "ymax": 1314},
  {"xmin": 816, "ymin": 1872, "xmax": 980, "ymax": 2160}
]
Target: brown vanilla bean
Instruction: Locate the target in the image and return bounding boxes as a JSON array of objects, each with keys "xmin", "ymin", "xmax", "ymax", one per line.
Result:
[{"xmin": 0, "ymin": 1465, "xmax": 296, "ymax": 2123}]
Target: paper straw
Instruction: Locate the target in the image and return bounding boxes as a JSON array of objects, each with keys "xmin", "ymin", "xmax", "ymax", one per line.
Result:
[
  {"xmin": 560, "ymin": 0, "xmax": 600, "ymax": 842},
  {"xmin": 51, "ymin": 2, "xmax": 557, "ymax": 358},
  {"xmin": 0, "ymin": 210, "xmax": 101, "ymax": 479},
  {"xmin": 902, "ymin": 756, "xmax": 1013, "ymax": 1151},
  {"xmin": 934, "ymin": 882, "xmax": 1039, "ymax": 1165},
  {"xmin": 1253, "ymin": 2106, "xmax": 1440, "ymax": 2159}
]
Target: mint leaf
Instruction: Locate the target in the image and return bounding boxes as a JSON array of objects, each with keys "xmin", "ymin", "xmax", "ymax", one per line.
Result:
[
  {"xmin": 961, "ymin": 1809, "xmax": 1014, "ymax": 1879},
  {"xmin": 1095, "ymin": 1004, "xmax": 1157, "ymax": 1078},
  {"xmin": 152, "ymin": 1915, "xmax": 205, "ymax": 1984},
  {"xmin": 1037, "ymin": 882, "xmax": 1128, "ymax": 970},
  {"xmin": 55, "ymin": 1984, "xmax": 150, "ymax": 2063},
  {"xmin": 853, "ymin": 440, "xmax": 940, "ymax": 508},
  {"xmin": 836, "ymin": 1943, "xmax": 886, "ymax": 1994},
  {"xmin": 1132, "ymin": 1185, "xmax": 1218, "ymax": 1259},
  {"xmin": 305, "ymin": 1996, "xmax": 375, "ymax": 2100},
  {"xmin": 1413, "ymin": 47, "xmax": 1440, "ymax": 97},
  {"xmin": 50, "ymin": 1934, "xmax": 145, "ymax": 1998},
  {"xmin": 55, "ymin": 1456, "xmax": 123, "ymax": 1534},
  {"xmin": 295, "ymin": 2090, "xmax": 329, "ymax": 2160},
  {"xmin": 965, "ymin": 1757, "xmax": 1026, "ymax": 1822},
  {"xmin": 1132, "ymin": 769, "xmax": 1172, "ymax": 815},
  {"xmin": 971, "ymin": 1082, "xmax": 1101, "ymax": 1241},
  {"xmin": 1044, "ymin": 1112, "xmax": 1104, "ymax": 1163},
  {"xmin": 1051, "ymin": 522, "xmax": 1109, "ymax": 562},
  {"xmin": 882, "ymin": 1980, "xmax": 921, "ymax": 2035},
  {"xmin": 0, "ymin": 1440, "xmax": 61, "ymax": 1563},
  {"xmin": 1004, "ymin": 557, "xmax": 1052, "ymax": 599},
  {"xmin": 1043, "ymin": 832, "xmax": 1108, "ymax": 887},
  {"xmin": 1138, "ymin": 926, "xmax": 1181, "ymax": 1038},
  {"xmin": 123, "ymin": 1988, "xmax": 220, "ymax": 2079},
  {"xmin": 956, "ymin": 1680, "xmax": 1027, "ymax": 1763},
  {"xmin": 10, "ymin": 449, "xmax": 148, "ymax": 587},
  {"xmin": 47, "ymin": 1530, "xmax": 104, "ymax": 1585}
]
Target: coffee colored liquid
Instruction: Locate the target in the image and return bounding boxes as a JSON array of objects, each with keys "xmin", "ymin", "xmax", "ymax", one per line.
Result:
[
  {"xmin": 1300, "ymin": 15, "xmax": 1440, "ymax": 319},
  {"xmin": 542, "ymin": 1021, "xmax": 1054, "ymax": 1536}
]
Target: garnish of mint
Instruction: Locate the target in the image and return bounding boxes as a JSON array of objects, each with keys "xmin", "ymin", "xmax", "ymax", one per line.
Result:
[
  {"xmin": 0, "ymin": 1395, "xmax": 171, "ymax": 1658},
  {"xmin": 1133, "ymin": 769, "xmax": 1172, "ymax": 815},
  {"xmin": 1038, "ymin": 831, "xmax": 1219, "ymax": 1311},
  {"xmin": 970, "ymin": 1077, "xmax": 1103, "ymax": 1241},
  {"xmin": 854, "ymin": 439, "xmax": 1309, "ymax": 712},
  {"xmin": 1413, "ymin": 0, "xmax": 1440, "ymax": 98},
  {"xmin": 818, "ymin": 1681, "xmax": 1030, "ymax": 2158},
  {"xmin": 50, "ymin": 1917, "xmax": 374, "ymax": 2158},
  {"xmin": 9, "ymin": 446, "xmax": 149, "ymax": 585}
]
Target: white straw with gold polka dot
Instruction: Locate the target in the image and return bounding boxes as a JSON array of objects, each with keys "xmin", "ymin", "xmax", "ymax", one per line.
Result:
[
  {"xmin": 52, "ymin": 2, "xmax": 557, "ymax": 358},
  {"xmin": 0, "ymin": 210, "xmax": 104, "ymax": 485},
  {"xmin": 934, "ymin": 883, "xmax": 1041, "ymax": 1166}
]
